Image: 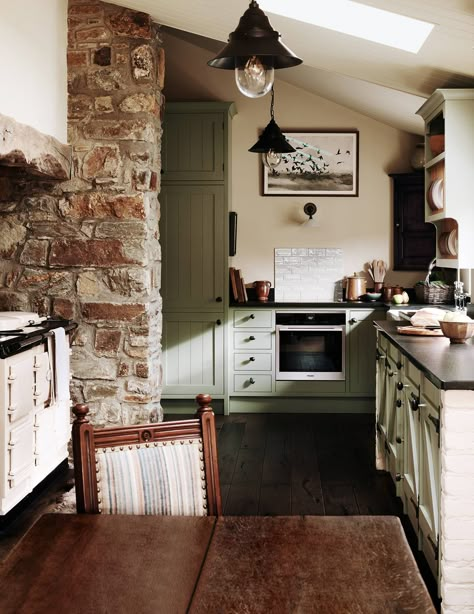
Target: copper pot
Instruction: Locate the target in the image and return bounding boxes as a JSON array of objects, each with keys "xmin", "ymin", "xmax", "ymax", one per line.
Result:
[{"xmin": 346, "ymin": 273, "xmax": 367, "ymax": 301}]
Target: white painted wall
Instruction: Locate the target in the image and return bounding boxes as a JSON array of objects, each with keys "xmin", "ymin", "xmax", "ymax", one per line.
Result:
[
  {"xmin": 0, "ymin": 0, "xmax": 68, "ymax": 142},
  {"xmin": 163, "ymin": 30, "xmax": 425, "ymax": 292}
]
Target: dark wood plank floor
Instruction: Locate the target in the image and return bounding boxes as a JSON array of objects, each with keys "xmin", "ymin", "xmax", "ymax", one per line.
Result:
[{"xmin": 212, "ymin": 413, "xmax": 399, "ymax": 517}]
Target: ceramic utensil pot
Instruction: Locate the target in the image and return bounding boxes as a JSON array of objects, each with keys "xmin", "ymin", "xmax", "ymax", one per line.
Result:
[
  {"xmin": 254, "ymin": 280, "xmax": 271, "ymax": 302},
  {"xmin": 346, "ymin": 273, "xmax": 367, "ymax": 301}
]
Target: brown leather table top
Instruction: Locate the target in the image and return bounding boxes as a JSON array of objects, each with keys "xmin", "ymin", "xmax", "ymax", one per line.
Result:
[
  {"xmin": 0, "ymin": 514, "xmax": 215, "ymax": 614},
  {"xmin": 0, "ymin": 514, "xmax": 435, "ymax": 614},
  {"xmin": 189, "ymin": 516, "xmax": 436, "ymax": 614}
]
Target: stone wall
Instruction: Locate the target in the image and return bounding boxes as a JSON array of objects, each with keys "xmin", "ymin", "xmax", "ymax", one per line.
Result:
[{"xmin": 0, "ymin": 0, "xmax": 165, "ymax": 425}]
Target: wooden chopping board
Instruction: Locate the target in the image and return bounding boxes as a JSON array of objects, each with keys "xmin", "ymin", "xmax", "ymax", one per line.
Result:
[{"xmin": 397, "ymin": 326, "xmax": 443, "ymax": 337}]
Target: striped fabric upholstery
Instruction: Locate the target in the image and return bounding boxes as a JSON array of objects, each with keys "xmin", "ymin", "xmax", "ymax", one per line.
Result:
[{"xmin": 96, "ymin": 439, "xmax": 207, "ymax": 515}]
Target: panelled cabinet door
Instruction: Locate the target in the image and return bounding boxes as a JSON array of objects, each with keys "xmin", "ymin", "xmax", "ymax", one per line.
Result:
[
  {"xmin": 375, "ymin": 339, "xmax": 388, "ymax": 470},
  {"xmin": 418, "ymin": 390, "xmax": 440, "ymax": 578},
  {"xmin": 402, "ymin": 380, "xmax": 421, "ymax": 531},
  {"xmin": 347, "ymin": 309, "xmax": 379, "ymax": 394},
  {"xmin": 161, "ymin": 112, "xmax": 224, "ymax": 182},
  {"xmin": 160, "ymin": 185, "xmax": 225, "ymax": 312},
  {"xmin": 7, "ymin": 352, "xmax": 35, "ymax": 423},
  {"xmin": 162, "ymin": 313, "xmax": 224, "ymax": 395}
]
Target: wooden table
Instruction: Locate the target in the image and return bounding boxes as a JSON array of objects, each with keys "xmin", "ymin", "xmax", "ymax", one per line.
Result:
[{"xmin": 0, "ymin": 514, "xmax": 435, "ymax": 614}]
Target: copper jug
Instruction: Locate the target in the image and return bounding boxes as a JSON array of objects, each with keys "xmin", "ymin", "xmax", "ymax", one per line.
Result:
[
  {"xmin": 253, "ymin": 280, "xmax": 271, "ymax": 302},
  {"xmin": 346, "ymin": 273, "xmax": 367, "ymax": 301}
]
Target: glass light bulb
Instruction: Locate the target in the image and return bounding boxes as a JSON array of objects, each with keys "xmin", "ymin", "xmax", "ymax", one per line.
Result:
[
  {"xmin": 262, "ymin": 150, "xmax": 282, "ymax": 169},
  {"xmin": 235, "ymin": 56, "xmax": 274, "ymax": 98}
]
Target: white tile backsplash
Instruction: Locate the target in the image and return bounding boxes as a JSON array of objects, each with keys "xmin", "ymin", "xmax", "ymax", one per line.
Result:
[{"xmin": 274, "ymin": 247, "xmax": 344, "ymax": 302}]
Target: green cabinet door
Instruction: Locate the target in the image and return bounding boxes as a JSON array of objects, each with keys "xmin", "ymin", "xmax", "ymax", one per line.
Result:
[
  {"xmin": 160, "ymin": 184, "xmax": 225, "ymax": 311},
  {"xmin": 347, "ymin": 309, "xmax": 381, "ymax": 394},
  {"xmin": 162, "ymin": 313, "xmax": 224, "ymax": 395},
  {"xmin": 162, "ymin": 112, "xmax": 224, "ymax": 181}
]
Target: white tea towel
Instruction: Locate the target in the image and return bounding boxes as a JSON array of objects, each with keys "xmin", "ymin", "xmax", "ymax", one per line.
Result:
[{"xmin": 51, "ymin": 327, "xmax": 70, "ymax": 402}]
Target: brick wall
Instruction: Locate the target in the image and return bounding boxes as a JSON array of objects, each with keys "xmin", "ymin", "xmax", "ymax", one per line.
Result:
[
  {"xmin": 0, "ymin": 0, "xmax": 165, "ymax": 425},
  {"xmin": 441, "ymin": 389, "xmax": 474, "ymax": 613}
]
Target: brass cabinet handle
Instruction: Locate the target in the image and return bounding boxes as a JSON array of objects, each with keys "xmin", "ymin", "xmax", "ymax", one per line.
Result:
[
  {"xmin": 249, "ymin": 378, "xmax": 255, "ymax": 384},
  {"xmin": 215, "ymin": 296, "xmax": 223, "ymax": 302},
  {"xmin": 216, "ymin": 319, "xmax": 222, "ymax": 325},
  {"xmin": 249, "ymin": 314, "xmax": 255, "ymax": 319},
  {"xmin": 248, "ymin": 335, "xmax": 255, "ymax": 341},
  {"xmin": 249, "ymin": 357, "xmax": 255, "ymax": 362}
]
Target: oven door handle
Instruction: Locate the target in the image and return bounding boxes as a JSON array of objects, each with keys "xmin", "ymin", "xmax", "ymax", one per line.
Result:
[{"xmin": 276, "ymin": 326, "xmax": 345, "ymax": 332}]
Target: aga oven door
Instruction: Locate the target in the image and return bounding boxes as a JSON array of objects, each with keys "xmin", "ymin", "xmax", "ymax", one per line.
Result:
[{"xmin": 276, "ymin": 326, "xmax": 345, "ymax": 381}]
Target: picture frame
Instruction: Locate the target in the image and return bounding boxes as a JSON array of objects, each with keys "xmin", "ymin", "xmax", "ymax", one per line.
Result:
[{"xmin": 263, "ymin": 131, "xmax": 359, "ymax": 196}]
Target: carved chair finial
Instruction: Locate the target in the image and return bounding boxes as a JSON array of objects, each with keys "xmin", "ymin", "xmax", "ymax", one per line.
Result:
[{"xmin": 72, "ymin": 403, "xmax": 90, "ymax": 423}]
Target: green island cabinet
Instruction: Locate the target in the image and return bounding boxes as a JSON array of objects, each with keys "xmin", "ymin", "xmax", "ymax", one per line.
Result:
[
  {"xmin": 376, "ymin": 331, "xmax": 440, "ymax": 586},
  {"xmin": 160, "ymin": 102, "xmax": 236, "ymax": 411}
]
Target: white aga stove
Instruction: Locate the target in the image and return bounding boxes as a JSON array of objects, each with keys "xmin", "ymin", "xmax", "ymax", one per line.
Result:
[{"xmin": 0, "ymin": 312, "xmax": 76, "ymax": 515}]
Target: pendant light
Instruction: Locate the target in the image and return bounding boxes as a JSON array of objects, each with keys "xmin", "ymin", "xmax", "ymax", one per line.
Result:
[
  {"xmin": 208, "ymin": 1, "xmax": 302, "ymax": 98},
  {"xmin": 249, "ymin": 86, "xmax": 295, "ymax": 170}
]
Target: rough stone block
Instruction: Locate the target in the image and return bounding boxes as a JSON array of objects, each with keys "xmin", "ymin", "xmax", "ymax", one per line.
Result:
[
  {"xmin": 103, "ymin": 268, "xmax": 149, "ymax": 296},
  {"xmin": 82, "ymin": 144, "xmax": 121, "ymax": 179},
  {"xmin": 50, "ymin": 239, "xmax": 136, "ymax": 267},
  {"xmin": 81, "ymin": 302, "xmax": 145, "ymax": 322},
  {"xmin": 118, "ymin": 361, "xmax": 130, "ymax": 377},
  {"xmin": 69, "ymin": 4, "xmax": 104, "ymax": 18},
  {"xmin": 94, "ymin": 96, "xmax": 114, "ymax": 113},
  {"xmin": 68, "ymin": 94, "xmax": 94, "ymax": 120},
  {"xmin": 157, "ymin": 47, "xmax": 165, "ymax": 89},
  {"xmin": 131, "ymin": 45, "xmax": 154, "ymax": 80},
  {"xmin": 17, "ymin": 270, "xmax": 73, "ymax": 294},
  {"xmin": 119, "ymin": 93, "xmax": 156, "ymax": 113},
  {"xmin": 108, "ymin": 9, "xmax": 152, "ymax": 39},
  {"xmin": 0, "ymin": 217, "xmax": 27, "ymax": 258},
  {"xmin": 76, "ymin": 26, "xmax": 111, "ymax": 44},
  {"xmin": 19, "ymin": 240, "xmax": 48, "ymax": 266},
  {"xmin": 95, "ymin": 329, "xmax": 122, "ymax": 354},
  {"xmin": 65, "ymin": 192, "xmax": 145, "ymax": 219},
  {"xmin": 53, "ymin": 298, "xmax": 75, "ymax": 320},
  {"xmin": 71, "ymin": 346, "xmax": 117, "ymax": 380},
  {"xmin": 135, "ymin": 362, "xmax": 149, "ymax": 378},
  {"xmin": 77, "ymin": 271, "xmax": 99, "ymax": 296},
  {"xmin": 67, "ymin": 50, "xmax": 89, "ymax": 67},
  {"xmin": 87, "ymin": 68, "xmax": 125, "ymax": 91},
  {"xmin": 83, "ymin": 119, "xmax": 154, "ymax": 141}
]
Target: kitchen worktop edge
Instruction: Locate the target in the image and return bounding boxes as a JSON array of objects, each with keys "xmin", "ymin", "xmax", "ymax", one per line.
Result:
[{"xmin": 375, "ymin": 320, "xmax": 474, "ymax": 390}]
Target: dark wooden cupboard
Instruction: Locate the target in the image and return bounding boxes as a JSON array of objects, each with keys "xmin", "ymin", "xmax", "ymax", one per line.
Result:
[{"xmin": 390, "ymin": 173, "xmax": 436, "ymax": 271}]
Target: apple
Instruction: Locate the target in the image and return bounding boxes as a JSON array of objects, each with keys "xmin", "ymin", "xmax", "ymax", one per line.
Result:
[
  {"xmin": 401, "ymin": 291, "xmax": 410, "ymax": 304},
  {"xmin": 392, "ymin": 294, "xmax": 404, "ymax": 305}
]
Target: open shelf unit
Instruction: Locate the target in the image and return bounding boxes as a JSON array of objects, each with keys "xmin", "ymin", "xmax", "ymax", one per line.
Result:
[{"xmin": 416, "ymin": 89, "xmax": 474, "ymax": 269}]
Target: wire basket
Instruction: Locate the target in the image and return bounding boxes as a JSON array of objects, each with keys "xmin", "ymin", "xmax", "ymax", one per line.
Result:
[{"xmin": 415, "ymin": 282, "xmax": 454, "ymax": 304}]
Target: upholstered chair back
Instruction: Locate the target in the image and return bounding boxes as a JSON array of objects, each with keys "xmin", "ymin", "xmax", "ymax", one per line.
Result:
[{"xmin": 72, "ymin": 394, "xmax": 221, "ymax": 516}]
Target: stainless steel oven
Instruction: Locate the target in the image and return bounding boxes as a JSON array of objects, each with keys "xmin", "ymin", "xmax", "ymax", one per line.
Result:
[{"xmin": 275, "ymin": 312, "xmax": 346, "ymax": 381}]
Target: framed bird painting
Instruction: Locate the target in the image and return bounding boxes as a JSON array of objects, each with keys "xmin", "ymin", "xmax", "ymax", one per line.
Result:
[{"xmin": 262, "ymin": 131, "xmax": 359, "ymax": 196}]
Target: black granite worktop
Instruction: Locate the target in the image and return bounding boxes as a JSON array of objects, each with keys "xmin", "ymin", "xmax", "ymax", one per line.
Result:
[
  {"xmin": 230, "ymin": 300, "xmax": 388, "ymax": 309},
  {"xmin": 375, "ymin": 320, "xmax": 474, "ymax": 391}
]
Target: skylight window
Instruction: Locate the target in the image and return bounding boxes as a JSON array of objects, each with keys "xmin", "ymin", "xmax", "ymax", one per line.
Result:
[{"xmin": 259, "ymin": 0, "xmax": 434, "ymax": 53}]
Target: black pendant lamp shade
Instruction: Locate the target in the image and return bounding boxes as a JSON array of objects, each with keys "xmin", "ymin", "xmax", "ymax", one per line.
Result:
[
  {"xmin": 249, "ymin": 86, "xmax": 295, "ymax": 154},
  {"xmin": 249, "ymin": 118, "xmax": 295, "ymax": 154},
  {"xmin": 208, "ymin": 1, "xmax": 302, "ymax": 70}
]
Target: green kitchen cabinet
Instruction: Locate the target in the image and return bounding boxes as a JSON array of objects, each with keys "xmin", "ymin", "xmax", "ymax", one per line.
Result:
[
  {"xmin": 347, "ymin": 309, "xmax": 380, "ymax": 394},
  {"xmin": 160, "ymin": 102, "xmax": 235, "ymax": 408},
  {"xmin": 161, "ymin": 313, "xmax": 224, "ymax": 396},
  {"xmin": 160, "ymin": 184, "xmax": 225, "ymax": 312},
  {"xmin": 161, "ymin": 102, "xmax": 236, "ymax": 183}
]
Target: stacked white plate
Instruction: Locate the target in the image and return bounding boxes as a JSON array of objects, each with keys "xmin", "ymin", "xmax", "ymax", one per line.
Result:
[
  {"xmin": 427, "ymin": 178, "xmax": 444, "ymax": 212},
  {"xmin": 0, "ymin": 311, "xmax": 42, "ymax": 331}
]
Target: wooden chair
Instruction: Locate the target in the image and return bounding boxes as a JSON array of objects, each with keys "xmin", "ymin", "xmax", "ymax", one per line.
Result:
[{"xmin": 72, "ymin": 394, "xmax": 221, "ymax": 516}]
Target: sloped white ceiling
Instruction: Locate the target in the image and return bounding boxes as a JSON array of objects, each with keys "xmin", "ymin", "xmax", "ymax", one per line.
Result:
[{"xmin": 114, "ymin": 0, "xmax": 474, "ymax": 134}]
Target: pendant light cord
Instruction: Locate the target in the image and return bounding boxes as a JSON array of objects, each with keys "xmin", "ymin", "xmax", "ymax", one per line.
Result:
[{"xmin": 270, "ymin": 86, "xmax": 275, "ymax": 120}]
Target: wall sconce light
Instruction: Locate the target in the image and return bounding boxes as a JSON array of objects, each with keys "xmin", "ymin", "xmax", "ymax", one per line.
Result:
[
  {"xmin": 248, "ymin": 86, "xmax": 295, "ymax": 170},
  {"xmin": 207, "ymin": 1, "xmax": 302, "ymax": 98},
  {"xmin": 302, "ymin": 202, "xmax": 318, "ymax": 227}
]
